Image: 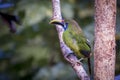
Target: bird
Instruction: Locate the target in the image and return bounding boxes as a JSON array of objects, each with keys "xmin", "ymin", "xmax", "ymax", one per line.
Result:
[
  {"xmin": 50, "ymin": 19, "xmax": 91, "ymax": 74},
  {"xmin": 0, "ymin": 12, "xmax": 20, "ymax": 33}
]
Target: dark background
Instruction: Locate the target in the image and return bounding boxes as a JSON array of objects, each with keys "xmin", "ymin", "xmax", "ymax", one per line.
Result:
[{"xmin": 0, "ymin": 0, "xmax": 120, "ymax": 80}]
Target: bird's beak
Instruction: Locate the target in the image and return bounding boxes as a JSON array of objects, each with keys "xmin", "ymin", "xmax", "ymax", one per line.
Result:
[{"xmin": 49, "ymin": 19, "xmax": 64, "ymax": 27}]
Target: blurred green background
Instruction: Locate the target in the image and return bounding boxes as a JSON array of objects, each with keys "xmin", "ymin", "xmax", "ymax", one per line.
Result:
[{"xmin": 0, "ymin": 0, "xmax": 120, "ymax": 80}]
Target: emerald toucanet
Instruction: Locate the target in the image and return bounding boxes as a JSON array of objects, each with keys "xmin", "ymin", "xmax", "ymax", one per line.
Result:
[{"xmin": 50, "ymin": 19, "xmax": 91, "ymax": 74}]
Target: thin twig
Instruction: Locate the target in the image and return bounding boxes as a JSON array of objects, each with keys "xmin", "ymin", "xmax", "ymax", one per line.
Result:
[{"xmin": 51, "ymin": 0, "xmax": 90, "ymax": 80}]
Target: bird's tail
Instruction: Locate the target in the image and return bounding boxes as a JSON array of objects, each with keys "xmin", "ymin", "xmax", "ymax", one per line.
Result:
[{"xmin": 88, "ymin": 57, "xmax": 91, "ymax": 75}]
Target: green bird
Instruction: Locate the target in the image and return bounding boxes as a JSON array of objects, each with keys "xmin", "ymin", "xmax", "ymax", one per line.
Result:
[{"xmin": 50, "ymin": 19, "xmax": 91, "ymax": 74}]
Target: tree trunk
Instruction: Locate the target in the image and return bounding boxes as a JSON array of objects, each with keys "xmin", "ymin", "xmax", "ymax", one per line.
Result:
[{"xmin": 94, "ymin": 0, "xmax": 116, "ymax": 80}]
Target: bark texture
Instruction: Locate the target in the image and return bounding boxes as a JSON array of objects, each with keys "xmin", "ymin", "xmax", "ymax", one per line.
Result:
[{"xmin": 94, "ymin": 0, "xmax": 116, "ymax": 80}]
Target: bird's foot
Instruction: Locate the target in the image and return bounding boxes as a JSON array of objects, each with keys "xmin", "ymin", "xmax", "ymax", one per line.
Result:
[
  {"xmin": 65, "ymin": 53, "xmax": 84, "ymax": 65},
  {"xmin": 79, "ymin": 58, "xmax": 84, "ymax": 62},
  {"xmin": 70, "ymin": 58, "xmax": 84, "ymax": 66}
]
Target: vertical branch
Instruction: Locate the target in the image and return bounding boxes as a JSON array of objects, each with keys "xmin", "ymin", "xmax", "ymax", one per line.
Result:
[
  {"xmin": 51, "ymin": 0, "xmax": 90, "ymax": 80},
  {"xmin": 94, "ymin": 0, "xmax": 116, "ymax": 80}
]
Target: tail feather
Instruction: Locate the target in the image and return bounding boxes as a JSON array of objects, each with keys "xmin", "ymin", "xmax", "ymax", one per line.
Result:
[{"xmin": 88, "ymin": 57, "xmax": 91, "ymax": 75}]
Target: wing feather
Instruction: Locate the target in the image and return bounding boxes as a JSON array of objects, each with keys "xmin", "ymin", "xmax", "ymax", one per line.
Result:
[{"xmin": 63, "ymin": 20, "xmax": 91, "ymax": 58}]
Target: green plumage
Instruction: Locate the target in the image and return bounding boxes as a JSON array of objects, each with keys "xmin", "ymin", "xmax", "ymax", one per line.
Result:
[
  {"xmin": 63, "ymin": 20, "xmax": 91, "ymax": 58},
  {"xmin": 50, "ymin": 19, "xmax": 92, "ymax": 74}
]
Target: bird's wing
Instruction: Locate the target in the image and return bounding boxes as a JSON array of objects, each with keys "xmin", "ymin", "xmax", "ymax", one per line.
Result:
[{"xmin": 63, "ymin": 20, "xmax": 91, "ymax": 58}]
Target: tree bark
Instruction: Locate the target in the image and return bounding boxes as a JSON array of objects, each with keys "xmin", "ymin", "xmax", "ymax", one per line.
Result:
[{"xmin": 94, "ymin": 0, "xmax": 116, "ymax": 80}]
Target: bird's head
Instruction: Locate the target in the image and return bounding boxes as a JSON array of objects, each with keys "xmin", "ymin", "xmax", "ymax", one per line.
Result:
[{"xmin": 49, "ymin": 19, "xmax": 68, "ymax": 30}]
